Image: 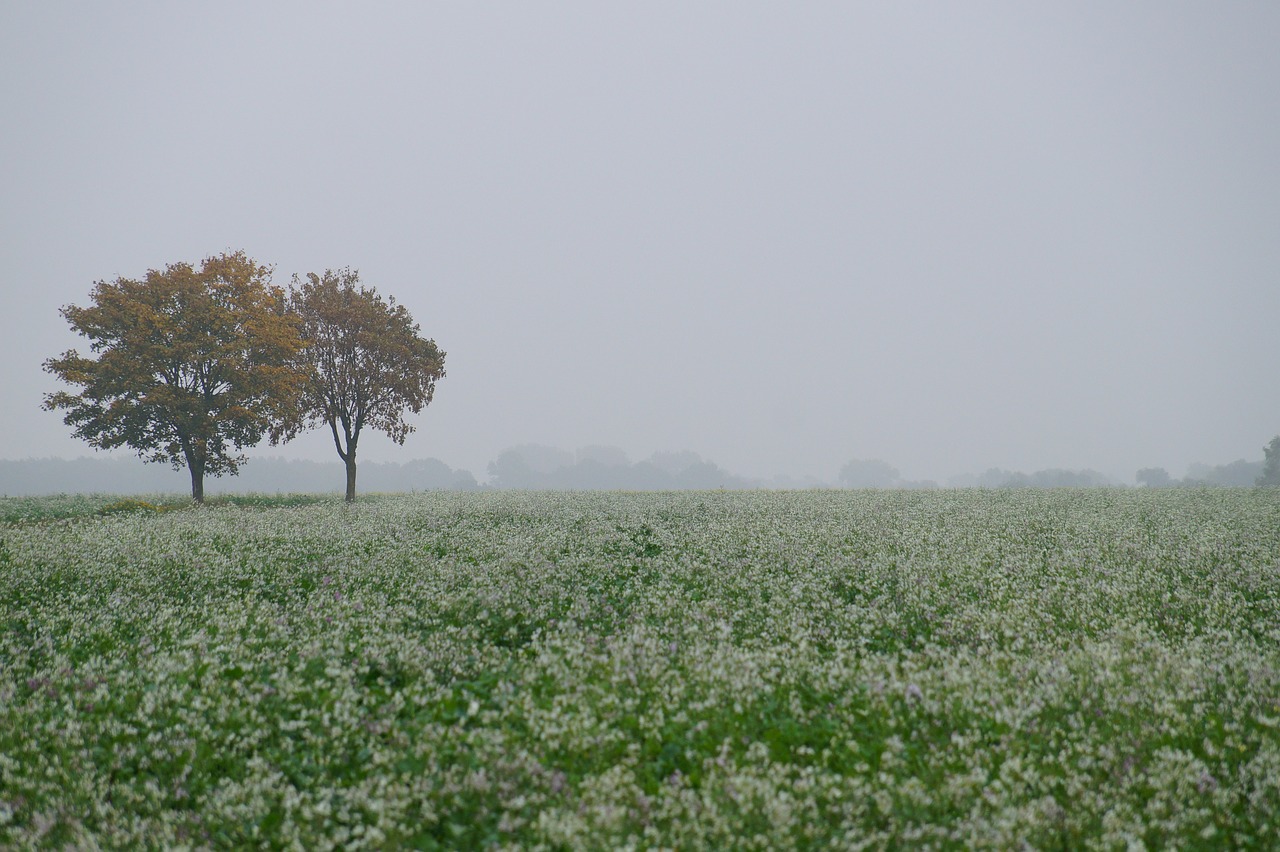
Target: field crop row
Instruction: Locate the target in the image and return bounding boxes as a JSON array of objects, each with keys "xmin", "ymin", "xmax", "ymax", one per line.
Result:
[{"xmin": 2, "ymin": 489, "xmax": 1279, "ymax": 848}]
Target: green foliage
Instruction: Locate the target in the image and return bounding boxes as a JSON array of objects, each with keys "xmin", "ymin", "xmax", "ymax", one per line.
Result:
[
  {"xmin": 2, "ymin": 490, "xmax": 1279, "ymax": 847},
  {"xmin": 0, "ymin": 493, "xmax": 338, "ymax": 523}
]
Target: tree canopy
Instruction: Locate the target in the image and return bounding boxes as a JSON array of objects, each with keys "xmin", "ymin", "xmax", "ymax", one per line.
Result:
[
  {"xmin": 43, "ymin": 252, "xmax": 305, "ymax": 502},
  {"xmin": 1259, "ymin": 436, "xmax": 1280, "ymax": 487},
  {"xmin": 838, "ymin": 458, "xmax": 902, "ymax": 489},
  {"xmin": 1136, "ymin": 467, "xmax": 1172, "ymax": 488},
  {"xmin": 289, "ymin": 269, "xmax": 446, "ymax": 500}
]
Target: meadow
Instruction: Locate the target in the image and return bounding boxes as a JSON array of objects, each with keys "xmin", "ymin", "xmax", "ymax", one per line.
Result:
[{"xmin": 1, "ymin": 488, "xmax": 1278, "ymax": 849}]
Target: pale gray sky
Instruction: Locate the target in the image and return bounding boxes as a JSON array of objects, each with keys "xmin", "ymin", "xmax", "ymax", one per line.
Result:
[{"xmin": 3, "ymin": 2, "xmax": 1278, "ymax": 484}]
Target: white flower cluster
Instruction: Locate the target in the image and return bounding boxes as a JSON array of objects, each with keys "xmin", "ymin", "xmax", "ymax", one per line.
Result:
[{"xmin": 1, "ymin": 488, "xmax": 1278, "ymax": 848}]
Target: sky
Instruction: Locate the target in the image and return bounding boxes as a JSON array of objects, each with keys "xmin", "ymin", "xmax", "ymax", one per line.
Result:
[{"xmin": 2, "ymin": 2, "xmax": 1278, "ymax": 485}]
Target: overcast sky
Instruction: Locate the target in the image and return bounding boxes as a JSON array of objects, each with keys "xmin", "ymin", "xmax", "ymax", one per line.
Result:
[{"xmin": 3, "ymin": 2, "xmax": 1278, "ymax": 484}]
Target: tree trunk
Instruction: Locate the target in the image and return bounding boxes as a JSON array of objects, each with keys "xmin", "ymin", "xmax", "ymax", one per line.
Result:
[
  {"xmin": 330, "ymin": 417, "xmax": 360, "ymax": 502},
  {"xmin": 189, "ymin": 462, "xmax": 204, "ymax": 504},
  {"xmin": 181, "ymin": 436, "xmax": 205, "ymax": 504},
  {"xmin": 345, "ymin": 455, "xmax": 357, "ymax": 502}
]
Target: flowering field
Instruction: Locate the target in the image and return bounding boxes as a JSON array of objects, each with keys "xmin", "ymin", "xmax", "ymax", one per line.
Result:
[{"xmin": 2, "ymin": 489, "xmax": 1279, "ymax": 849}]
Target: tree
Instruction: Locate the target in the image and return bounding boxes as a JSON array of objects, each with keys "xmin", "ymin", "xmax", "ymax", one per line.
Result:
[
  {"xmin": 1259, "ymin": 436, "xmax": 1280, "ymax": 487},
  {"xmin": 1136, "ymin": 467, "xmax": 1172, "ymax": 488},
  {"xmin": 838, "ymin": 458, "xmax": 901, "ymax": 488},
  {"xmin": 289, "ymin": 269, "xmax": 446, "ymax": 501},
  {"xmin": 43, "ymin": 252, "xmax": 305, "ymax": 503}
]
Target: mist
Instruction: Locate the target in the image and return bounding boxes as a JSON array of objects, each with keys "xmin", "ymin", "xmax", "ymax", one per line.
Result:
[
  {"xmin": 3, "ymin": 3, "xmax": 1278, "ymax": 487},
  {"xmin": 1, "ymin": 447, "xmax": 1268, "ymax": 496}
]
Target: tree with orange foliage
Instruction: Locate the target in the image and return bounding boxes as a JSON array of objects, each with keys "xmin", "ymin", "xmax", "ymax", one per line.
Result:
[
  {"xmin": 43, "ymin": 252, "xmax": 306, "ymax": 503},
  {"xmin": 289, "ymin": 269, "xmax": 446, "ymax": 501}
]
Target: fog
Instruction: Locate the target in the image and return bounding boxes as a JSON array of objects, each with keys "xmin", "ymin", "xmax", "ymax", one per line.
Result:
[{"xmin": 3, "ymin": 3, "xmax": 1279, "ymax": 489}]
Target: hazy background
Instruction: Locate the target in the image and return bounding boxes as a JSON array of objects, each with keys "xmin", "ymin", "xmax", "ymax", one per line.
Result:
[{"xmin": 3, "ymin": 2, "xmax": 1278, "ymax": 489}]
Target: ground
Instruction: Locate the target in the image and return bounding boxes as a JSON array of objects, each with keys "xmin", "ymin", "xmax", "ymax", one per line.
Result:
[{"xmin": 2, "ymin": 489, "xmax": 1278, "ymax": 848}]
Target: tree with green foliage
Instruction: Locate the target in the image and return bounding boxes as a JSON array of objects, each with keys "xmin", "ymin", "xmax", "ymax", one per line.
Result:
[
  {"xmin": 43, "ymin": 252, "xmax": 306, "ymax": 503},
  {"xmin": 289, "ymin": 269, "xmax": 446, "ymax": 501},
  {"xmin": 1258, "ymin": 435, "xmax": 1280, "ymax": 487}
]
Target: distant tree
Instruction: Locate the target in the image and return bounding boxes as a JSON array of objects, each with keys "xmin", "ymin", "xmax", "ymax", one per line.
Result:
[
  {"xmin": 487, "ymin": 449, "xmax": 536, "ymax": 489},
  {"xmin": 1185, "ymin": 459, "xmax": 1264, "ymax": 487},
  {"xmin": 487, "ymin": 445, "xmax": 574, "ymax": 489},
  {"xmin": 42, "ymin": 252, "xmax": 305, "ymax": 503},
  {"xmin": 1183, "ymin": 462, "xmax": 1213, "ymax": 484},
  {"xmin": 676, "ymin": 460, "xmax": 743, "ymax": 489},
  {"xmin": 1258, "ymin": 436, "xmax": 1280, "ymax": 487},
  {"xmin": 1136, "ymin": 467, "xmax": 1172, "ymax": 488},
  {"xmin": 647, "ymin": 450, "xmax": 704, "ymax": 476},
  {"xmin": 838, "ymin": 458, "xmax": 900, "ymax": 489},
  {"xmin": 1208, "ymin": 459, "xmax": 1264, "ymax": 487},
  {"xmin": 576, "ymin": 445, "xmax": 630, "ymax": 468},
  {"xmin": 289, "ymin": 269, "xmax": 445, "ymax": 501}
]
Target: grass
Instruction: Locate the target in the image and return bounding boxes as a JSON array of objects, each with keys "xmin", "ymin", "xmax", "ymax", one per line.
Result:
[
  {"xmin": 1, "ymin": 489, "xmax": 1278, "ymax": 848},
  {"xmin": 0, "ymin": 492, "xmax": 337, "ymax": 523}
]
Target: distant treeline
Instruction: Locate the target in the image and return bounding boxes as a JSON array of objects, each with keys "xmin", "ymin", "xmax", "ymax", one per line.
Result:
[
  {"xmin": 0, "ymin": 448, "xmax": 1270, "ymax": 496},
  {"xmin": 485, "ymin": 446, "xmax": 804, "ymax": 490},
  {"xmin": 952, "ymin": 460, "xmax": 1265, "ymax": 489},
  {"xmin": 841, "ymin": 459, "xmax": 1116, "ymax": 489},
  {"xmin": 1135, "ymin": 459, "xmax": 1264, "ymax": 489},
  {"xmin": 0, "ymin": 457, "xmax": 477, "ymax": 497},
  {"xmin": 947, "ymin": 468, "xmax": 1117, "ymax": 488}
]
